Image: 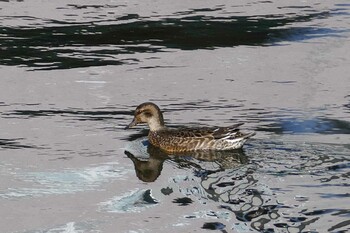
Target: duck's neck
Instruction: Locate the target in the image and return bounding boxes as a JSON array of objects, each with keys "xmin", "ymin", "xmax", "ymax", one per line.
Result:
[{"xmin": 148, "ymin": 113, "xmax": 165, "ymax": 131}]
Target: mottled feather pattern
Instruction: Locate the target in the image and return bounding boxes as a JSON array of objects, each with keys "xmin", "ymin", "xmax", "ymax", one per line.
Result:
[{"xmin": 149, "ymin": 124, "xmax": 254, "ymax": 152}]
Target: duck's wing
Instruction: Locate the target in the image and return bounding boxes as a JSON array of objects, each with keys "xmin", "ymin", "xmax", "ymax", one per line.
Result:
[
  {"xmin": 213, "ymin": 124, "xmax": 256, "ymax": 140},
  {"xmin": 165, "ymin": 123, "xmax": 246, "ymax": 139},
  {"xmin": 211, "ymin": 123, "xmax": 245, "ymax": 139}
]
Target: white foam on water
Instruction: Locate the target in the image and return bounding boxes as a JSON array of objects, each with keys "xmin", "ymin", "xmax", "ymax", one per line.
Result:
[
  {"xmin": 0, "ymin": 162, "xmax": 129, "ymax": 199},
  {"xmin": 99, "ymin": 189, "xmax": 158, "ymax": 213}
]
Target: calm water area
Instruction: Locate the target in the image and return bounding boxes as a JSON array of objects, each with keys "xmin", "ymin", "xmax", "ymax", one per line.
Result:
[{"xmin": 0, "ymin": 0, "xmax": 350, "ymax": 232}]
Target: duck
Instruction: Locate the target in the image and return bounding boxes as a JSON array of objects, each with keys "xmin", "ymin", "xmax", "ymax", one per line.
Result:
[{"xmin": 125, "ymin": 102, "xmax": 255, "ymax": 153}]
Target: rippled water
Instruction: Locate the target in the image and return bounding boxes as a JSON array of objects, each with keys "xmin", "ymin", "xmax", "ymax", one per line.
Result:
[{"xmin": 0, "ymin": 0, "xmax": 350, "ymax": 232}]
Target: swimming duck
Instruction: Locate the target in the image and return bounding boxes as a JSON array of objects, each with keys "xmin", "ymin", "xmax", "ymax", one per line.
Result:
[{"xmin": 125, "ymin": 102, "xmax": 255, "ymax": 152}]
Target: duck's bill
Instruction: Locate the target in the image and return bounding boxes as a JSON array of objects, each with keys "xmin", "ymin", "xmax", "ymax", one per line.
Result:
[{"xmin": 125, "ymin": 118, "xmax": 137, "ymax": 129}]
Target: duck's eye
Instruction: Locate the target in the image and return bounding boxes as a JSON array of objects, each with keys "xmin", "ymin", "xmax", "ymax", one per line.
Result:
[{"xmin": 144, "ymin": 112, "xmax": 152, "ymax": 118}]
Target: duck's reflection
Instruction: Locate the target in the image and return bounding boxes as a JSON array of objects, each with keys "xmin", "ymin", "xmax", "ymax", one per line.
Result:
[
  {"xmin": 125, "ymin": 143, "xmax": 248, "ymax": 182},
  {"xmin": 125, "ymin": 146, "xmax": 168, "ymax": 182}
]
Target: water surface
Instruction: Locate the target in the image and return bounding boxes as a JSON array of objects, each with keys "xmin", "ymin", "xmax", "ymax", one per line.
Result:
[{"xmin": 0, "ymin": 0, "xmax": 349, "ymax": 232}]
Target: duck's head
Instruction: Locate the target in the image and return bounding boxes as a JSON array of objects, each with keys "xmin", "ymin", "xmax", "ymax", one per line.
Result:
[{"xmin": 125, "ymin": 102, "xmax": 165, "ymax": 131}]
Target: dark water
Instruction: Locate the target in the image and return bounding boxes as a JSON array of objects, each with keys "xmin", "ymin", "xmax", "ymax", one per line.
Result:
[
  {"xmin": 0, "ymin": 2, "xmax": 344, "ymax": 70},
  {"xmin": 0, "ymin": 1, "xmax": 350, "ymax": 233}
]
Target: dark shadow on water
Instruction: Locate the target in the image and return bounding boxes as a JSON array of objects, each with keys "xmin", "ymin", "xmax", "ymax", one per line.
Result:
[
  {"xmin": 202, "ymin": 222, "xmax": 227, "ymax": 232},
  {"xmin": 257, "ymin": 117, "xmax": 350, "ymax": 135},
  {"xmin": 173, "ymin": 197, "xmax": 194, "ymax": 206},
  {"xmin": 0, "ymin": 138, "xmax": 40, "ymax": 149},
  {"xmin": 124, "ymin": 129, "xmax": 149, "ymax": 142},
  {"xmin": 0, "ymin": 10, "xmax": 340, "ymax": 70},
  {"xmin": 2, "ymin": 109, "xmax": 132, "ymax": 127}
]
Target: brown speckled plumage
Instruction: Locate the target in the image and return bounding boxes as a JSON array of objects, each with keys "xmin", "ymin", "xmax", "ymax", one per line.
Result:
[{"xmin": 126, "ymin": 102, "xmax": 255, "ymax": 152}]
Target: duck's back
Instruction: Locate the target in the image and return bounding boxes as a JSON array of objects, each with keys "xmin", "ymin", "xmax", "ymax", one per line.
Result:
[{"xmin": 148, "ymin": 129, "xmax": 210, "ymax": 152}]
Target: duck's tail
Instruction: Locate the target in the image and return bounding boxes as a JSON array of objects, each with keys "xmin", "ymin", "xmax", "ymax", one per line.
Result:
[
  {"xmin": 221, "ymin": 131, "xmax": 255, "ymax": 150},
  {"xmin": 241, "ymin": 131, "xmax": 256, "ymax": 139}
]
